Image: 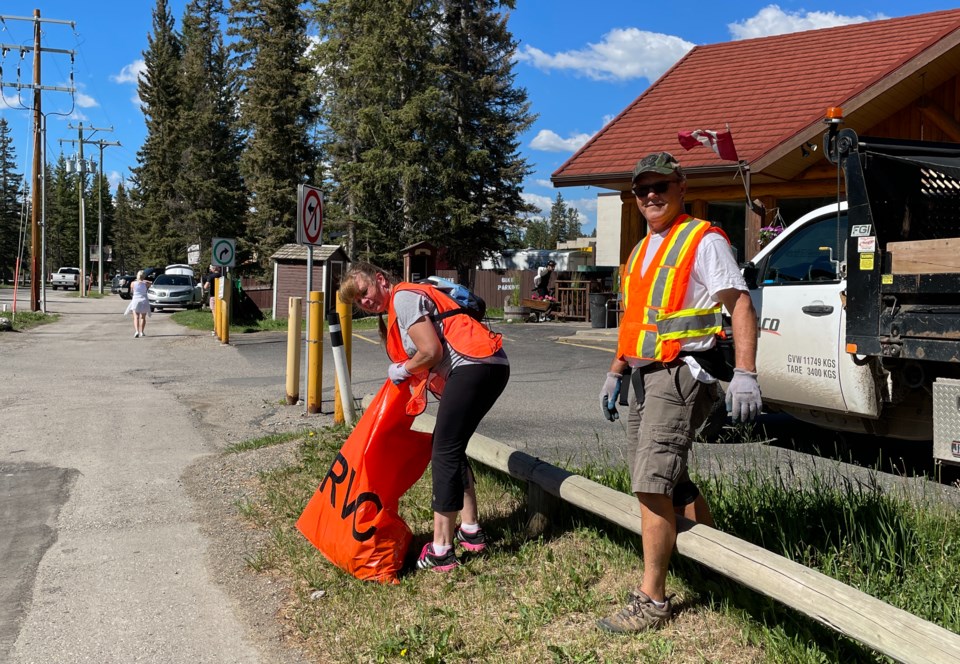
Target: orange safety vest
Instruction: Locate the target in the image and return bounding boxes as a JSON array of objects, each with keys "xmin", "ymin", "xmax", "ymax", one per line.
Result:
[
  {"xmin": 617, "ymin": 214, "xmax": 727, "ymax": 363},
  {"xmin": 386, "ymin": 283, "xmax": 503, "ymax": 415}
]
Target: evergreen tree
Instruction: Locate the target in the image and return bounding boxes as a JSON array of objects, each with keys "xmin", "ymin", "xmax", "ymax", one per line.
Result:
[
  {"xmin": 547, "ymin": 192, "xmax": 581, "ymax": 246},
  {"xmin": 0, "ymin": 118, "xmax": 24, "ymax": 283},
  {"xmin": 522, "ymin": 216, "xmax": 551, "ymax": 250},
  {"xmin": 313, "ymin": 0, "xmax": 439, "ymax": 269},
  {"xmin": 44, "ymin": 155, "xmax": 80, "ymax": 270},
  {"xmin": 135, "ymin": 0, "xmax": 184, "ymax": 267},
  {"xmin": 110, "ymin": 182, "xmax": 142, "ymax": 273},
  {"xmin": 85, "ymin": 168, "xmax": 116, "ymax": 282},
  {"xmin": 178, "ymin": 0, "xmax": 246, "ymax": 265},
  {"xmin": 432, "ymin": 0, "xmax": 535, "ymax": 283},
  {"xmin": 230, "ymin": 0, "xmax": 319, "ymax": 275}
]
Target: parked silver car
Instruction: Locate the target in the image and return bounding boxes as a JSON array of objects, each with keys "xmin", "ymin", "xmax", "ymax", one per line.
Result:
[{"xmin": 147, "ymin": 273, "xmax": 202, "ymax": 311}]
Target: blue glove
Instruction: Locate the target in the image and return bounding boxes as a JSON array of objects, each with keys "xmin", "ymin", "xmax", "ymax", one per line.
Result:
[
  {"xmin": 725, "ymin": 368, "xmax": 762, "ymax": 422},
  {"xmin": 388, "ymin": 362, "xmax": 412, "ymax": 385},
  {"xmin": 600, "ymin": 371, "xmax": 622, "ymax": 422}
]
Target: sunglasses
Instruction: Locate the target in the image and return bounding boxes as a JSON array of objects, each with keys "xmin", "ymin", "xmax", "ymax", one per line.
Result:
[{"xmin": 632, "ymin": 180, "xmax": 678, "ymax": 197}]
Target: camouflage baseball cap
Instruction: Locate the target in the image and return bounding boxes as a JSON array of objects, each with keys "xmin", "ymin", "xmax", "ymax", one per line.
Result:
[{"xmin": 631, "ymin": 151, "xmax": 684, "ymax": 183}]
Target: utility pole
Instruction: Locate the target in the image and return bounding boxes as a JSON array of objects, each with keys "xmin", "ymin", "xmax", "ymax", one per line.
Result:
[
  {"xmin": 62, "ymin": 124, "xmax": 113, "ymax": 296},
  {"xmin": 0, "ymin": 10, "xmax": 75, "ymax": 311}
]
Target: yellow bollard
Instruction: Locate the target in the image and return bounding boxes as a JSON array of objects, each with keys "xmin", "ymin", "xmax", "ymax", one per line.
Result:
[
  {"xmin": 213, "ymin": 277, "xmax": 221, "ymax": 339},
  {"xmin": 333, "ymin": 293, "xmax": 353, "ymax": 424},
  {"xmin": 285, "ymin": 297, "xmax": 303, "ymax": 405},
  {"xmin": 220, "ymin": 277, "xmax": 232, "ymax": 345},
  {"xmin": 306, "ymin": 290, "xmax": 323, "ymax": 414}
]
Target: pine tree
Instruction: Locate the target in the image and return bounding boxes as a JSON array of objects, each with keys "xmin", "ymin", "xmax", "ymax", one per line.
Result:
[
  {"xmin": 313, "ymin": 0, "xmax": 439, "ymax": 269},
  {"xmin": 44, "ymin": 155, "xmax": 80, "ymax": 270},
  {"xmin": 522, "ymin": 216, "xmax": 551, "ymax": 250},
  {"xmin": 432, "ymin": 0, "xmax": 535, "ymax": 283},
  {"xmin": 110, "ymin": 182, "xmax": 142, "ymax": 274},
  {"xmin": 0, "ymin": 118, "xmax": 24, "ymax": 283},
  {"xmin": 84, "ymin": 169, "xmax": 116, "ymax": 282},
  {"xmin": 178, "ymin": 0, "xmax": 246, "ymax": 266},
  {"xmin": 136, "ymin": 0, "xmax": 184, "ymax": 267},
  {"xmin": 230, "ymin": 0, "xmax": 318, "ymax": 275}
]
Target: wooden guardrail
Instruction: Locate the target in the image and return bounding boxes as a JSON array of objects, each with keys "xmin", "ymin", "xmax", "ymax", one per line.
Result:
[{"xmin": 406, "ymin": 410, "xmax": 960, "ymax": 664}]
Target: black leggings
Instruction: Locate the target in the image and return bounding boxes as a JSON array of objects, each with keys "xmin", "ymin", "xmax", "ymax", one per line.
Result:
[{"xmin": 431, "ymin": 363, "xmax": 510, "ymax": 512}]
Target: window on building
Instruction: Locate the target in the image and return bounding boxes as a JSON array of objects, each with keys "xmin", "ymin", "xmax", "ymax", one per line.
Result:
[{"xmin": 705, "ymin": 202, "xmax": 746, "ymax": 263}]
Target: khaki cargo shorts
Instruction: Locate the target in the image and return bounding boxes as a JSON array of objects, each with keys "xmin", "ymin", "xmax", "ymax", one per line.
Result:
[{"xmin": 627, "ymin": 363, "xmax": 718, "ymax": 498}]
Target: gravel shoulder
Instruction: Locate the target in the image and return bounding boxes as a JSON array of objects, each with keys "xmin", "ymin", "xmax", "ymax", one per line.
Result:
[{"xmin": 0, "ymin": 292, "xmax": 316, "ymax": 663}]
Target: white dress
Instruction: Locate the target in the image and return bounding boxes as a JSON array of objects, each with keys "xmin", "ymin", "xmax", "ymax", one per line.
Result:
[{"xmin": 124, "ymin": 280, "xmax": 151, "ymax": 315}]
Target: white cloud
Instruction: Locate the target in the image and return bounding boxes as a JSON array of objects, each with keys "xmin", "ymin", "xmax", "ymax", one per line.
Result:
[
  {"xmin": 2, "ymin": 91, "xmax": 30, "ymax": 109},
  {"xmin": 530, "ymin": 129, "xmax": 593, "ymax": 153},
  {"xmin": 728, "ymin": 5, "xmax": 879, "ymax": 40},
  {"xmin": 75, "ymin": 90, "xmax": 98, "ymax": 108},
  {"xmin": 107, "ymin": 170, "xmax": 123, "ymax": 190},
  {"xmin": 112, "ymin": 60, "xmax": 146, "ymax": 108},
  {"xmin": 516, "ymin": 28, "xmax": 694, "ymax": 82},
  {"xmin": 111, "ymin": 59, "xmax": 146, "ymax": 85},
  {"xmin": 535, "ymin": 179, "xmax": 554, "ymax": 188},
  {"xmin": 522, "ymin": 192, "xmax": 554, "ymax": 215}
]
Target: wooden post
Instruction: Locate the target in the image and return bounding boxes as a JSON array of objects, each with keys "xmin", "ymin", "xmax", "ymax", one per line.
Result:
[
  {"xmin": 306, "ymin": 291, "xmax": 323, "ymax": 414},
  {"xmin": 526, "ymin": 480, "xmax": 562, "ymax": 538},
  {"xmin": 220, "ymin": 276, "xmax": 231, "ymax": 346},
  {"xmin": 285, "ymin": 297, "xmax": 302, "ymax": 405},
  {"xmin": 333, "ymin": 293, "xmax": 353, "ymax": 424}
]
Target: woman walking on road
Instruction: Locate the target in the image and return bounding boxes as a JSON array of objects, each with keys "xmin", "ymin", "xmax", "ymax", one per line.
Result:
[
  {"xmin": 124, "ymin": 270, "xmax": 152, "ymax": 337},
  {"xmin": 339, "ymin": 262, "xmax": 510, "ymax": 572}
]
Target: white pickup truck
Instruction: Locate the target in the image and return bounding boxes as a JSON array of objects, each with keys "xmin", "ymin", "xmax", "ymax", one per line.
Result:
[
  {"xmin": 741, "ymin": 127, "xmax": 960, "ymax": 468},
  {"xmin": 50, "ymin": 267, "xmax": 81, "ymax": 291}
]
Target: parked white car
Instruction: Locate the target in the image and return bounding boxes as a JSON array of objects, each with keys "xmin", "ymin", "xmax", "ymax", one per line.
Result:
[{"xmin": 148, "ymin": 273, "xmax": 202, "ymax": 311}]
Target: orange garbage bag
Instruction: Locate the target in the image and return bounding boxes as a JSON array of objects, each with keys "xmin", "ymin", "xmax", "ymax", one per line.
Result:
[{"xmin": 296, "ymin": 379, "xmax": 433, "ymax": 583}]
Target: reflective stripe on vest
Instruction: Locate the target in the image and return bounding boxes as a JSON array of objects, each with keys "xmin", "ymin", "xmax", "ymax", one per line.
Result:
[{"xmin": 617, "ymin": 215, "xmax": 724, "ymax": 362}]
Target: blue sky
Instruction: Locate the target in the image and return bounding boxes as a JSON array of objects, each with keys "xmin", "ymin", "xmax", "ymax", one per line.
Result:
[{"xmin": 2, "ymin": 1, "xmax": 958, "ymax": 236}]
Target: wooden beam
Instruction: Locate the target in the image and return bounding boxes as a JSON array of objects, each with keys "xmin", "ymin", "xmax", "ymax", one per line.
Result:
[
  {"xmin": 688, "ymin": 179, "xmax": 845, "ymax": 201},
  {"xmin": 402, "ymin": 410, "xmax": 960, "ymax": 664},
  {"xmin": 918, "ymin": 100, "xmax": 960, "ymax": 142},
  {"xmin": 889, "ymin": 237, "xmax": 960, "ymax": 273}
]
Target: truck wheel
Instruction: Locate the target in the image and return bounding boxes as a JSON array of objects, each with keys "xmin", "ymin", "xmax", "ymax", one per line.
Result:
[{"xmin": 52, "ymin": 285, "xmax": 57, "ymax": 291}]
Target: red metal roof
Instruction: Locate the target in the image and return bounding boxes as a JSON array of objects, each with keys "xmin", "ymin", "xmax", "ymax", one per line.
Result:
[{"xmin": 552, "ymin": 9, "xmax": 960, "ymax": 186}]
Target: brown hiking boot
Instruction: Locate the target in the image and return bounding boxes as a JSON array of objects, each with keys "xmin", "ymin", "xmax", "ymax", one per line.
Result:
[{"xmin": 596, "ymin": 590, "xmax": 673, "ymax": 633}]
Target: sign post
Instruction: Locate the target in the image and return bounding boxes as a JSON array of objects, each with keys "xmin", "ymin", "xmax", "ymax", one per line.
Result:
[{"xmin": 297, "ymin": 185, "xmax": 325, "ymax": 412}]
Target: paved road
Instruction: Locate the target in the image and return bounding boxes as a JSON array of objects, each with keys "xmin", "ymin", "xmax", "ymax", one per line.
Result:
[{"xmin": 1, "ymin": 288, "xmax": 957, "ymax": 663}]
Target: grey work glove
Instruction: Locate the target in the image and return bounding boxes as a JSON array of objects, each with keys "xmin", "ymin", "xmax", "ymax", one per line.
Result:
[
  {"xmin": 387, "ymin": 362, "xmax": 412, "ymax": 385},
  {"xmin": 725, "ymin": 368, "xmax": 762, "ymax": 422},
  {"xmin": 600, "ymin": 371, "xmax": 622, "ymax": 422}
]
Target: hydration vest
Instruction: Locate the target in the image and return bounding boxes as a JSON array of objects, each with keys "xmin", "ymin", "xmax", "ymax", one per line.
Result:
[{"xmin": 617, "ymin": 214, "xmax": 727, "ymax": 363}]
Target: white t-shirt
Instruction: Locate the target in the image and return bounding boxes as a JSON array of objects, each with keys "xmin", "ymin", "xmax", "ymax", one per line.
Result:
[{"xmin": 629, "ymin": 229, "xmax": 746, "ymax": 380}]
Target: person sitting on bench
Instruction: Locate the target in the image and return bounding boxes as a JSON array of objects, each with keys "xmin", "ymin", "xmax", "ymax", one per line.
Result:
[{"xmin": 533, "ymin": 261, "xmax": 556, "ymax": 300}]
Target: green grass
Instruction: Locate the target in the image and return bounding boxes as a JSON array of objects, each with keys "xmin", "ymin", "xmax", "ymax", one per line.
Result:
[
  {"xmin": 229, "ymin": 425, "xmax": 960, "ymax": 663},
  {"xmin": 0, "ymin": 309, "xmax": 59, "ymax": 331},
  {"xmin": 224, "ymin": 430, "xmax": 307, "ymax": 454}
]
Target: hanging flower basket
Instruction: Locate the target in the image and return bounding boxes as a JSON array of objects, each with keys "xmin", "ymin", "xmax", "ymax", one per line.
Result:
[{"xmin": 758, "ymin": 225, "xmax": 784, "ymax": 248}]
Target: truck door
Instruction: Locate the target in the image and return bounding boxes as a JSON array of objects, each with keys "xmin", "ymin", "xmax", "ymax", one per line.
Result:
[{"xmin": 749, "ymin": 210, "xmax": 877, "ymax": 416}]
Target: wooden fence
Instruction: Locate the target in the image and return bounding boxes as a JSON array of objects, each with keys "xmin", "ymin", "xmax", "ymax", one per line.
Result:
[
  {"xmin": 399, "ymin": 407, "xmax": 960, "ymax": 664},
  {"xmin": 237, "ymin": 269, "xmax": 607, "ymax": 322}
]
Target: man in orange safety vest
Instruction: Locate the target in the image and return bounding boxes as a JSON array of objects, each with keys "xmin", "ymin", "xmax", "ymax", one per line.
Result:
[{"xmin": 597, "ymin": 151, "xmax": 761, "ymax": 633}]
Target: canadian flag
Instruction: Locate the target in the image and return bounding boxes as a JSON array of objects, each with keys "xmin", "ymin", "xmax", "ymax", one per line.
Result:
[{"xmin": 677, "ymin": 128, "xmax": 739, "ymax": 162}]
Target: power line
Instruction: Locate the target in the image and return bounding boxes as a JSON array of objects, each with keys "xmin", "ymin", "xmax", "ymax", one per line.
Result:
[{"xmin": 0, "ymin": 9, "xmax": 75, "ymax": 312}]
